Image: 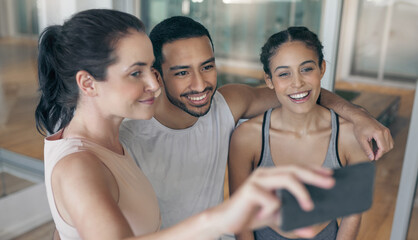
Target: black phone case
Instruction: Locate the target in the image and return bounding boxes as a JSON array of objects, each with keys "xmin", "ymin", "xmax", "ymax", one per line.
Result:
[{"xmin": 279, "ymin": 161, "xmax": 376, "ymax": 232}]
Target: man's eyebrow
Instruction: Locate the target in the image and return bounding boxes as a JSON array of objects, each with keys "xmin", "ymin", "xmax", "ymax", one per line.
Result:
[
  {"xmin": 200, "ymin": 57, "xmax": 215, "ymax": 66},
  {"xmin": 169, "ymin": 57, "xmax": 215, "ymax": 71},
  {"xmin": 169, "ymin": 65, "xmax": 190, "ymax": 71}
]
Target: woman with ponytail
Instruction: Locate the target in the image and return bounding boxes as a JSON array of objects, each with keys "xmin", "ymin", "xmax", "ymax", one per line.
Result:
[{"xmin": 36, "ymin": 9, "xmax": 336, "ymax": 240}]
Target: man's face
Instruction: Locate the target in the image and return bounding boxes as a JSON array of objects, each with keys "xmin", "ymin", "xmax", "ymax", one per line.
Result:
[{"xmin": 159, "ymin": 36, "xmax": 217, "ymax": 117}]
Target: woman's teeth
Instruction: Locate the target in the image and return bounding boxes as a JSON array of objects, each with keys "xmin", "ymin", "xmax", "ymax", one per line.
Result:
[{"xmin": 289, "ymin": 91, "xmax": 309, "ymax": 100}]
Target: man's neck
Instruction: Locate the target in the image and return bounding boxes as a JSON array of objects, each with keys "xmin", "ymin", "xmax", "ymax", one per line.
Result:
[{"xmin": 153, "ymin": 95, "xmax": 199, "ymax": 129}]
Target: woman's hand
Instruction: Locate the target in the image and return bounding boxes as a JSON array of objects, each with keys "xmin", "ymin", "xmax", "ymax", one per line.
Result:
[{"xmin": 212, "ymin": 165, "xmax": 336, "ymax": 238}]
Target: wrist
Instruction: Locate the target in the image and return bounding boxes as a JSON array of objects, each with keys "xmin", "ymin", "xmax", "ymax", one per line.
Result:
[{"xmin": 196, "ymin": 207, "xmax": 226, "ymax": 240}]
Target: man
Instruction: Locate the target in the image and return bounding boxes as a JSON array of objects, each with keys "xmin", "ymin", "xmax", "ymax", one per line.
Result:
[{"xmin": 120, "ymin": 16, "xmax": 393, "ymax": 231}]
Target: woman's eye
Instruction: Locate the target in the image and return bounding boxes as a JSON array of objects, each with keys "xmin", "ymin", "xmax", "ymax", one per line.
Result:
[
  {"xmin": 278, "ymin": 72, "xmax": 290, "ymax": 78},
  {"xmin": 131, "ymin": 71, "xmax": 141, "ymax": 77},
  {"xmin": 175, "ymin": 71, "xmax": 188, "ymax": 76}
]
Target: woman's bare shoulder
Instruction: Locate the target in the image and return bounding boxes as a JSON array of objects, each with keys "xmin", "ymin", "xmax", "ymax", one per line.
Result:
[{"xmin": 337, "ymin": 117, "xmax": 369, "ymax": 164}]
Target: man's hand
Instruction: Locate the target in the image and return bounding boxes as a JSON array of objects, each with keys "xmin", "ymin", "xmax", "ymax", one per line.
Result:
[
  {"xmin": 352, "ymin": 111, "xmax": 394, "ymax": 160},
  {"xmin": 319, "ymin": 89, "xmax": 394, "ymax": 160}
]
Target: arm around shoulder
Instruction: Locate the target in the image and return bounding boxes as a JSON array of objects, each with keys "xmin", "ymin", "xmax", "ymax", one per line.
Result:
[
  {"xmin": 219, "ymin": 84, "xmax": 279, "ymax": 123},
  {"xmin": 320, "ymin": 88, "xmax": 393, "ymax": 160}
]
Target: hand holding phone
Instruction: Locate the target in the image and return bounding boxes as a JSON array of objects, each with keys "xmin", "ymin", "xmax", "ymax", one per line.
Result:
[{"xmin": 279, "ymin": 161, "xmax": 376, "ymax": 231}]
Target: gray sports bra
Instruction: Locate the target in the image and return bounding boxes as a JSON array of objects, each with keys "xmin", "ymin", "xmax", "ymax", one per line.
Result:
[
  {"xmin": 257, "ymin": 108, "xmax": 343, "ymax": 169},
  {"xmin": 253, "ymin": 108, "xmax": 342, "ymax": 240}
]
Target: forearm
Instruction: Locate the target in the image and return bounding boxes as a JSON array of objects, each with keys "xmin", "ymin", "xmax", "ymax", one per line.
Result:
[
  {"xmin": 319, "ymin": 88, "xmax": 370, "ymax": 123},
  {"xmin": 128, "ymin": 209, "xmax": 223, "ymax": 240},
  {"xmin": 242, "ymin": 86, "xmax": 280, "ymax": 119},
  {"xmin": 336, "ymin": 215, "xmax": 362, "ymax": 240}
]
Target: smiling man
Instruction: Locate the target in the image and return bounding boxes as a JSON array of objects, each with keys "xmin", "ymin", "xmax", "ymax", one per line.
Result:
[{"xmin": 119, "ymin": 16, "xmax": 393, "ymax": 237}]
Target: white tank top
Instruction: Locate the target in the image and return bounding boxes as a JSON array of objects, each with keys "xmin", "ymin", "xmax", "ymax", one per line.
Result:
[
  {"xmin": 44, "ymin": 131, "xmax": 161, "ymax": 239},
  {"xmin": 120, "ymin": 91, "xmax": 235, "ymax": 229}
]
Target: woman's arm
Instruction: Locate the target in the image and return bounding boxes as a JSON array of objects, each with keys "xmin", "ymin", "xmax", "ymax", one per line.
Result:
[
  {"xmin": 128, "ymin": 165, "xmax": 335, "ymax": 240},
  {"xmin": 53, "ymin": 145, "xmax": 336, "ymax": 240},
  {"xmin": 52, "ymin": 152, "xmax": 134, "ymax": 240},
  {"xmin": 337, "ymin": 215, "xmax": 362, "ymax": 240},
  {"xmin": 335, "ymin": 119, "xmax": 372, "ymax": 239},
  {"xmin": 228, "ymin": 121, "xmax": 262, "ymax": 240}
]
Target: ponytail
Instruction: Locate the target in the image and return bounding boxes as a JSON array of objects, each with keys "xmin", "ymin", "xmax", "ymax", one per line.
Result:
[
  {"xmin": 35, "ymin": 26, "xmax": 77, "ymax": 135},
  {"xmin": 34, "ymin": 9, "xmax": 146, "ymax": 136}
]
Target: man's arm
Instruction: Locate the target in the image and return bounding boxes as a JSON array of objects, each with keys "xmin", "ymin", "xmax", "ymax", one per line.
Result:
[
  {"xmin": 218, "ymin": 84, "xmax": 279, "ymax": 124},
  {"xmin": 219, "ymin": 84, "xmax": 393, "ymax": 160},
  {"xmin": 320, "ymin": 89, "xmax": 394, "ymax": 160}
]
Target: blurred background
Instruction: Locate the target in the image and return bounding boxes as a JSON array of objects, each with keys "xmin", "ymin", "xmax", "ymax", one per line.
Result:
[{"xmin": 0, "ymin": 0, "xmax": 417, "ymax": 239}]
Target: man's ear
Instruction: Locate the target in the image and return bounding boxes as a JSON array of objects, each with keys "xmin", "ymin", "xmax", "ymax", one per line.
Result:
[
  {"xmin": 154, "ymin": 70, "xmax": 164, "ymax": 87},
  {"xmin": 76, "ymin": 70, "xmax": 97, "ymax": 97},
  {"xmin": 264, "ymin": 73, "xmax": 274, "ymax": 89}
]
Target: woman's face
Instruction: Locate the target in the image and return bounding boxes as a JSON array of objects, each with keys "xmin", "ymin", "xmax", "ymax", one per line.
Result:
[
  {"xmin": 265, "ymin": 41, "xmax": 325, "ymax": 114},
  {"xmin": 95, "ymin": 31, "xmax": 160, "ymax": 120}
]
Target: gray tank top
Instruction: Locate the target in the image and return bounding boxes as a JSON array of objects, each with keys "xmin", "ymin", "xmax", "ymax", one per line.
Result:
[
  {"xmin": 257, "ymin": 108, "xmax": 342, "ymax": 169},
  {"xmin": 254, "ymin": 108, "xmax": 342, "ymax": 240}
]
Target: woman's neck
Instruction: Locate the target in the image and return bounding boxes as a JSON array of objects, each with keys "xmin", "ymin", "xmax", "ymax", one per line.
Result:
[
  {"xmin": 63, "ymin": 104, "xmax": 124, "ymax": 155},
  {"xmin": 273, "ymin": 105, "xmax": 328, "ymax": 136}
]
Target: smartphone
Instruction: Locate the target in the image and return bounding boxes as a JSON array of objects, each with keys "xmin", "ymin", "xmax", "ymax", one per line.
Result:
[{"xmin": 279, "ymin": 161, "xmax": 376, "ymax": 232}]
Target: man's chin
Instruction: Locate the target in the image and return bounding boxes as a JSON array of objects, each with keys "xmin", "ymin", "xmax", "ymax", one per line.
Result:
[{"xmin": 183, "ymin": 106, "xmax": 211, "ymax": 118}]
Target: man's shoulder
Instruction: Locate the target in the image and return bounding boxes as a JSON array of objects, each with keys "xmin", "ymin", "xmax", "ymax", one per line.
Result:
[
  {"xmin": 211, "ymin": 91, "xmax": 234, "ymax": 118},
  {"xmin": 121, "ymin": 118, "xmax": 149, "ymax": 131}
]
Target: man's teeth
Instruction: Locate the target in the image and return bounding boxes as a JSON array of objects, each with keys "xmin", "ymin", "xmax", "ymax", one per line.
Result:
[
  {"xmin": 188, "ymin": 94, "xmax": 206, "ymax": 101},
  {"xmin": 289, "ymin": 91, "xmax": 309, "ymax": 100}
]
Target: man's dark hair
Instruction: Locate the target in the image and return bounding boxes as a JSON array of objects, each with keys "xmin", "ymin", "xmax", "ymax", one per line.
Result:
[{"xmin": 149, "ymin": 16, "xmax": 214, "ymax": 76}]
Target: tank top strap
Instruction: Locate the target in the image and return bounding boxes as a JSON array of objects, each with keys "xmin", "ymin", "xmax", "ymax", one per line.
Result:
[
  {"xmin": 323, "ymin": 109, "xmax": 343, "ymax": 169},
  {"xmin": 257, "ymin": 108, "xmax": 274, "ymax": 167}
]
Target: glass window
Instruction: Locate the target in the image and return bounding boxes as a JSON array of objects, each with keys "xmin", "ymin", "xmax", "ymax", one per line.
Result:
[
  {"xmin": 384, "ymin": 2, "xmax": 418, "ymax": 82},
  {"xmin": 351, "ymin": 0, "xmax": 418, "ymax": 82},
  {"xmin": 141, "ymin": 0, "xmax": 323, "ymax": 63},
  {"xmin": 13, "ymin": 0, "xmax": 39, "ymax": 35},
  {"xmin": 352, "ymin": 1, "xmax": 386, "ymax": 78}
]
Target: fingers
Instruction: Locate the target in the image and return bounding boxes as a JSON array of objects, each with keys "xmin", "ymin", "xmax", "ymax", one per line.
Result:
[
  {"xmin": 225, "ymin": 165, "xmax": 336, "ymax": 234},
  {"xmin": 249, "ymin": 166, "xmax": 335, "ymax": 211},
  {"xmin": 365, "ymin": 126, "xmax": 394, "ymax": 160},
  {"xmin": 358, "ymin": 124, "xmax": 394, "ymax": 161},
  {"xmin": 223, "ymin": 180, "xmax": 280, "ymax": 233},
  {"xmin": 373, "ymin": 127, "xmax": 394, "ymax": 160},
  {"xmin": 359, "ymin": 138, "xmax": 375, "ymax": 161}
]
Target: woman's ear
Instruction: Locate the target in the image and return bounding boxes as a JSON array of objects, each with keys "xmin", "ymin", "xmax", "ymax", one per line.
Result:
[
  {"xmin": 264, "ymin": 73, "xmax": 274, "ymax": 89},
  {"xmin": 320, "ymin": 60, "xmax": 326, "ymax": 79},
  {"xmin": 76, "ymin": 71, "xmax": 97, "ymax": 97}
]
